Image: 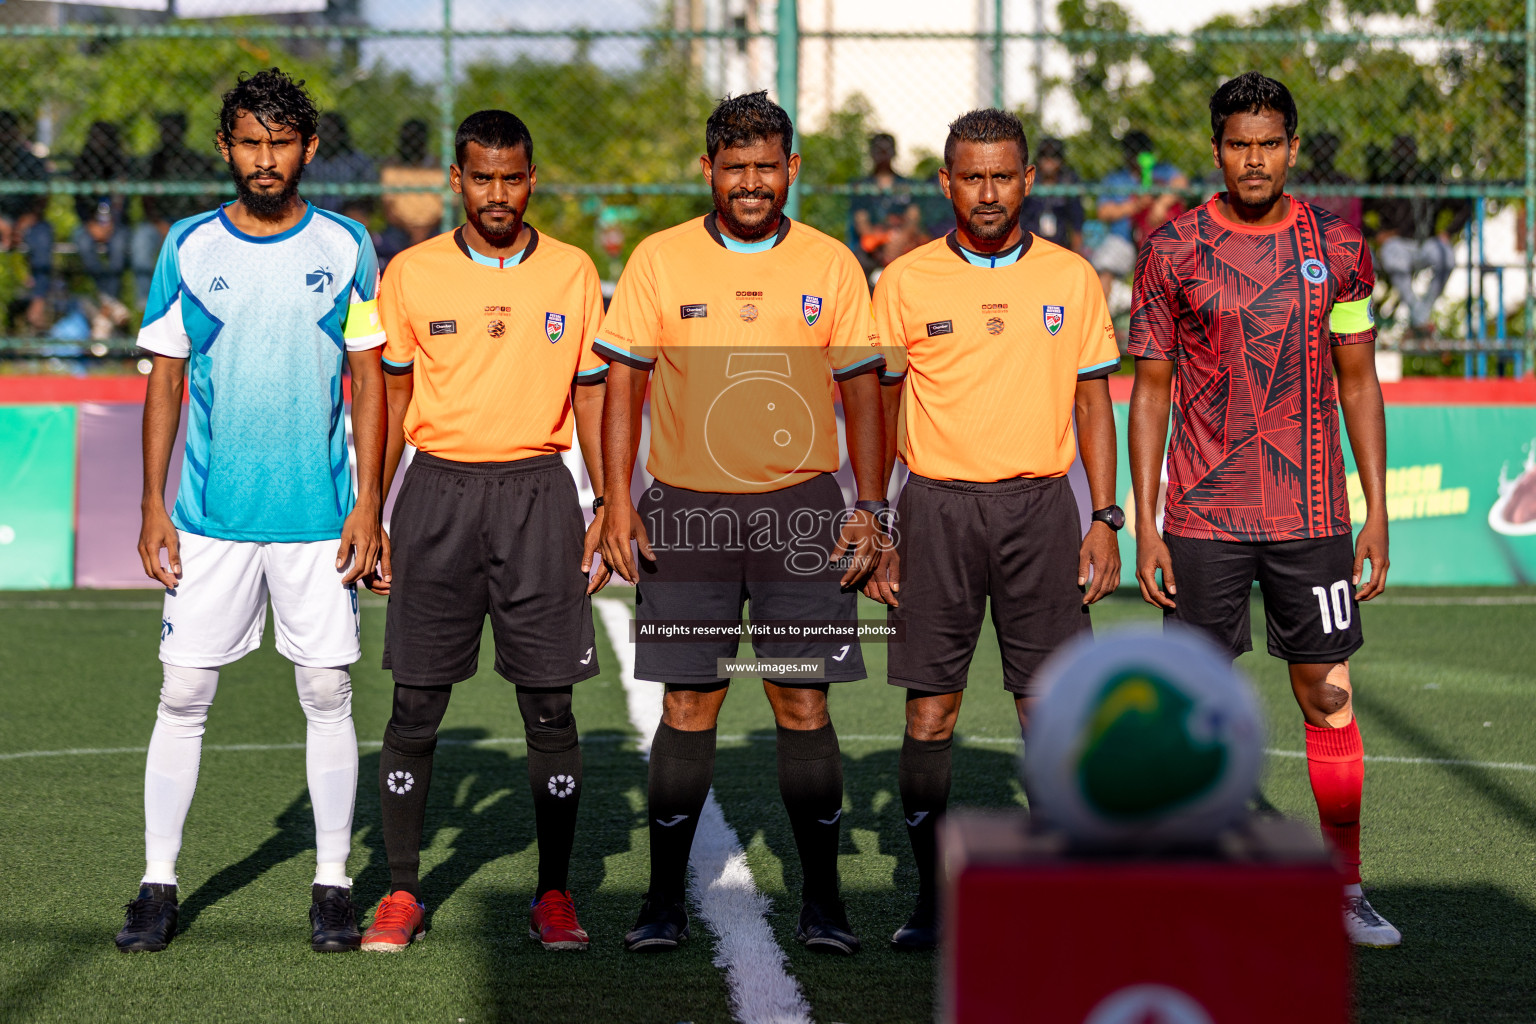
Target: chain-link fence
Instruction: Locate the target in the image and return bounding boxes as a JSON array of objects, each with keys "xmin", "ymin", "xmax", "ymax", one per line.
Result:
[{"xmin": 0, "ymin": 0, "xmax": 1532, "ymax": 375}]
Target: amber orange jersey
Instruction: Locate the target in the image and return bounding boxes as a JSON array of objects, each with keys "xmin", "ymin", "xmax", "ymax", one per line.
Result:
[
  {"xmin": 597, "ymin": 214, "xmax": 885, "ymax": 494},
  {"xmin": 873, "ymin": 232, "xmax": 1119, "ymax": 482},
  {"xmin": 380, "ymin": 227, "xmax": 608, "ymax": 463}
]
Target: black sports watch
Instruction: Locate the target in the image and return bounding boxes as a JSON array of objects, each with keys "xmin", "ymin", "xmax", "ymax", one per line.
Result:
[
  {"xmin": 591, "ymin": 496, "xmax": 606, "ymax": 514},
  {"xmin": 853, "ymin": 499, "xmax": 890, "ymax": 516},
  {"xmin": 1091, "ymin": 504, "xmax": 1125, "ymax": 531}
]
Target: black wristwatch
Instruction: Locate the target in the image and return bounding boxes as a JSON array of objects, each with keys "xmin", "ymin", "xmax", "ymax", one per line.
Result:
[
  {"xmin": 853, "ymin": 499, "xmax": 890, "ymax": 516},
  {"xmin": 591, "ymin": 496, "xmax": 606, "ymax": 514},
  {"xmin": 1091, "ymin": 504, "xmax": 1125, "ymax": 531}
]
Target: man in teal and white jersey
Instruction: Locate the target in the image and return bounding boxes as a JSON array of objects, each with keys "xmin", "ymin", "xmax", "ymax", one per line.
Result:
[{"xmin": 115, "ymin": 69, "xmax": 387, "ymax": 955}]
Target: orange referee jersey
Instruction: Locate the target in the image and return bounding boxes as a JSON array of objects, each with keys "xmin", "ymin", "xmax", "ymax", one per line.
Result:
[
  {"xmin": 380, "ymin": 227, "xmax": 608, "ymax": 462},
  {"xmin": 597, "ymin": 213, "xmax": 885, "ymax": 494},
  {"xmin": 874, "ymin": 232, "xmax": 1119, "ymax": 482}
]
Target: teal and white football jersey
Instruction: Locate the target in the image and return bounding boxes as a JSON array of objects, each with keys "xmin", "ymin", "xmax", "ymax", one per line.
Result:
[{"xmin": 138, "ymin": 202, "xmax": 386, "ymax": 542}]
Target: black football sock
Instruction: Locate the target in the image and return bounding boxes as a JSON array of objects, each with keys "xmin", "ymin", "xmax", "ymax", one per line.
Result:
[
  {"xmin": 898, "ymin": 730, "xmax": 952, "ymax": 903},
  {"xmin": 518, "ymin": 686, "xmax": 581, "ymax": 897},
  {"xmin": 776, "ymin": 722, "xmax": 845, "ymax": 905},
  {"xmin": 378, "ymin": 684, "xmax": 451, "ymax": 900},
  {"xmin": 646, "ymin": 721, "xmax": 717, "ymax": 906}
]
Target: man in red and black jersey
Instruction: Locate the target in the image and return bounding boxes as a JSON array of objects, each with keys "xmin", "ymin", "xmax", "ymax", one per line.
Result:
[{"xmin": 1129, "ymin": 72, "xmax": 1399, "ymax": 947}]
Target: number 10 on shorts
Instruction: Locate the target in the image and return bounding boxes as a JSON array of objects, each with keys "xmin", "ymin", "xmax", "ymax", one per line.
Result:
[{"xmin": 1312, "ymin": 580, "xmax": 1353, "ymax": 634}]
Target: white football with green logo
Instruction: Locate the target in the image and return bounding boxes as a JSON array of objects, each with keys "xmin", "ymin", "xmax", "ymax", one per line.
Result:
[{"xmin": 1023, "ymin": 626, "xmax": 1264, "ymax": 849}]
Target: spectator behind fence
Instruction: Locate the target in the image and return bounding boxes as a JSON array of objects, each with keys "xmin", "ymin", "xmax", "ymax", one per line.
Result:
[
  {"xmin": 848, "ymin": 132, "xmax": 927, "ymax": 274},
  {"xmin": 133, "ymin": 112, "xmax": 217, "ymax": 306},
  {"xmin": 0, "ymin": 109, "xmax": 52, "ymax": 333},
  {"xmin": 1291, "ymin": 131, "xmax": 1361, "ymax": 232},
  {"xmin": 378, "ymin": 117, "xmax": 442, "ymax": 264},
  {"xmin": 1365, "ymin": 134, "xmax": 1470, "ymax": 336},
  {"xmin": 307, "ymin": 112, "xmax": 377, "ymax": 220},
  {"xmin": 72, "ymin": 120, "xmax": 134, "ymax": 337},
  {"xmin": 1020, "ymin": 136, "xmax": 1084, "ymax": 252},
  {"xmin": 1091, "ymin": 130, "xmax": 1188, "ymax": 310}
]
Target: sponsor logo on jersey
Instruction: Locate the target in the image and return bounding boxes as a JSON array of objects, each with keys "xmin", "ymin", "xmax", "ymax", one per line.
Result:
[
  {"xmin": 1300, "ymin": 258, "xmax": 1329, "ymax": 284},
  {"xmin": 681, "ymin": 303, "xmax": 708, "ymax": 319},
  {"xmin": 209, "ymin": 276, "xmax": 229, "ymax": 292},
  {"xmin": 160, "ymin": 618, "xmax": 174, "ymax": 641},
  {"xmin": 1043, "ymin": 304, "xmax": 1065, "ymax": 335},
  {"xmin": 487, "ymin": 320, "xmax": 506, "ymax": 338},
  {"xmin": 802, "ymin": 294, "xmax": 823, "ymax": 327},
  {"xmin": 306, "ymin": 266, "xmax": 334, "ymax": 293},
  {"xmin": 739, "ymin": 303, "xmax": 759, "ymax": 322},
  {"xmin": 545, "ymin": 312, "xmax": 565, "ymax": 343},
  {"xmin": 429, "ymin": 320, "xmax": 457, "ymax": 335},
  {"xmin": 987, "ymin": 316, "xmax": 1006, "ymax": 336},
  {"xmin": 926, "ymin": 320, "xmax": 953, "ymax": 337}
]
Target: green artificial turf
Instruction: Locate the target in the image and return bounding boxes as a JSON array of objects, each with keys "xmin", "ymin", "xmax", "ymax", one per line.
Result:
[{"xmin": 1, "ymin": 587, "xmax": 1534, "ymax": 1022}]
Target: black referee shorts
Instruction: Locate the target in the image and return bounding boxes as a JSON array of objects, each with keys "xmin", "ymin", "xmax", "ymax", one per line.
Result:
[
  {"xmin": 382, "ymin": 451, "xmax": 599, "ymax": 688},
  {"xmin": 1164, "ymin": 532, "xmax": 1364, "ymax": 664},
  {"xmin": 633, "ymin": 473, "xmax": 865, "ymax": 686},
  {"xmin": 887, "ymin": 473, "xmax": 1089, "ymax": 696}
]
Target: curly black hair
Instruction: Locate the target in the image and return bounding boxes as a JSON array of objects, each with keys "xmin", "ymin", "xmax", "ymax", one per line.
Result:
[
  {"xmin": 944, "ymin": 108, "xmax": 1028, "ymax": 167},
  {"xmin": 218, "ymin": 68, "xmax": 319, "ymax": 146},
  {"xmin": 1209, "ymin": 72, "xmax": 1297, "ymax": 144},
  {"xmin": 705, "ymin": 91, "xmax": 793, "ymax": 160}
]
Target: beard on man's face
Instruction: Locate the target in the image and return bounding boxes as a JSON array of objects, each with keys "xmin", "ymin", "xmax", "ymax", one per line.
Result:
[
  {"xmin": 713, "ymin": 184, "xmax": 785, "ymax": 242},
  {"xmin": 1229, "ymin": 170, "xmax": 1284, "ymax": 211},
  {"xmin": 231, "ymin": 160, "xmax": 304, "ymax": 218},
  {"xmin": 471, "ymin": 203, "xmax": 522, "ymax": 245},
  {"xmin": 964, "ymin": 202, "xmax": 1018, "ymax": 242}
]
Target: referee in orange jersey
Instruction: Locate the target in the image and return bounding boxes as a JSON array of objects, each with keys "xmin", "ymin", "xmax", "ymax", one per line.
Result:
[
  {"xmin": 359, "ymin": 111, "xmax": 610, "ymax": 953},
  {"xmin": 867, "ymin": 109, "xmax": 1122, "ymax": 950}
]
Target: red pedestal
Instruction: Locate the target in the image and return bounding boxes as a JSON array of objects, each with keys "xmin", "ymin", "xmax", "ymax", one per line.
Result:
[{"xmin": 941, "ymin": 813, "xmax": 1349, "ymax": 1024}]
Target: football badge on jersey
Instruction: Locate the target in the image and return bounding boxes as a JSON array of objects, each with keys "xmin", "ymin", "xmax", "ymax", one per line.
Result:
[
  {"xmin": 545, "ymin": 312, "xmax": 565, "ymax": 343},
  {"xmin": 1301, "ymin": 258, "xmax": 1329, "ymax": 284},
  {"xmin": 1043, "ymin": 304, "xmax": 1065, "ymax": 336},
  {"xmin": 802, "ymin": 294, "xmax": 823, "ymax": 327}
]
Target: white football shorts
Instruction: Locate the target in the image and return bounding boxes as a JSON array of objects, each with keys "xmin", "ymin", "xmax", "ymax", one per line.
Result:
[{"xmin": 158, "ymin": 532, "xmax": 362, "ymax": 669}]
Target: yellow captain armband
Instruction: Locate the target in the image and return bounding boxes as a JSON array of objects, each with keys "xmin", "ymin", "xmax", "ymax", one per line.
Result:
[
  {"xmin": 1329, "ymin": 297, "xmax": 1375, "ymax": 335},
  {"xmin": 343, "ymin": 298, "xmax": 381, "ymax": 341}
]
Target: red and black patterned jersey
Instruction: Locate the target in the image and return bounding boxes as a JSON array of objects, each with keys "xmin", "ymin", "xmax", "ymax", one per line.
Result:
[{"xmin": 1129, "ymin": 195, "xmax": 1377, "ymax": 542}]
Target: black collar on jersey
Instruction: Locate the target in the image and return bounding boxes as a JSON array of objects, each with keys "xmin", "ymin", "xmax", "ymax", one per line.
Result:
[
  {"xmin": 703, "ymin": 211, "xmax": 792, "ymax": 250},
  {"xmin": 453, "ymin": 224, "xmax": 539, "ymax": 265},
  {"xmin": 945, "ymin": 229, "xmax": 1032, "ymax": 266}
]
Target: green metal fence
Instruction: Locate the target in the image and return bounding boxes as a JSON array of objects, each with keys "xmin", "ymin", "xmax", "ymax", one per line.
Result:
[{"xmin": 0, "ymin": 0, "xmax": 1531, "ymax": 374}]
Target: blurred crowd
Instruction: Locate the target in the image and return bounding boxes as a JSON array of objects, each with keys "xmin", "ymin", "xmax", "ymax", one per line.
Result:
[
  {"xmin": 0, "ymin": 111, "xmax": 1486, "ymax": 345},
  {"xmin": 844, "ymin": 129, "xmax": 1478, "ymax": 344},
  {"xmin": 0, "ymin": 110, "xmax": 445, "ymax": 342}
]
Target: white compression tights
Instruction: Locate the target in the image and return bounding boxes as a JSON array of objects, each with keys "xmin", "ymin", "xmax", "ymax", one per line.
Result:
[{"xmin": 142, "ymin": 664, "xmax": 357, "ymax": 888}]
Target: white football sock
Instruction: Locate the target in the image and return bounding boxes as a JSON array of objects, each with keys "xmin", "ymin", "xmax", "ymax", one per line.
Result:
[
  {"xmin": 143, "ymin": 664, "xmax": 220, "ymax": 886},
  {"xmin": 1344, "ymin": 882, "xmax": 1363, "ymax": 898},
  {"xmin": 295, "ymin": 665, "xmax": 357, "ymax": 886}
]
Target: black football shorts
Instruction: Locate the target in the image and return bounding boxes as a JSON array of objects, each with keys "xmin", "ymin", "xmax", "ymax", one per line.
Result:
[
  {"xmin": 1163, "ymin": 532, "xmax": 1364, "ymax": 664},
  {"xmin": 382, "ymin": 452, "xmax": 599, "ymax": 688},
  {"xmin": 633, "ymin": 473, "xmax": 865, "ymax": 687},
  {"xmin": 886, "ymin": 473, "xmax": 1090, "ymax": 696}
]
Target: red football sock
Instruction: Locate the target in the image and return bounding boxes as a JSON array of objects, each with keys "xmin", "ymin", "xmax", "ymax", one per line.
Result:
[{"xmin": 1306, "ymin": 720, "xmax": 1364, "ymax": 885}]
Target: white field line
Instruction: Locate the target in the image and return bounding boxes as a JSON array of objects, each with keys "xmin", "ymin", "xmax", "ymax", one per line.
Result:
[
  {"xmin": 594, "ymin": 597, "xmax": 813, "ymax": 1024},
  {"xmin": 7, "ymin": 730, "xmax": 1536, "ymax": 776}
]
